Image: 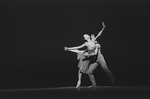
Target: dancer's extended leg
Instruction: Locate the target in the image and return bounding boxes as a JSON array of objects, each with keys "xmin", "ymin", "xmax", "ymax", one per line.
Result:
[{"xmin": 99, "ymin": 57, "xmax": 115, "ymax": 83}]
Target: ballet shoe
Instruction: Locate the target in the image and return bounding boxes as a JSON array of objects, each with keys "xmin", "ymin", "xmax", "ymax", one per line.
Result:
[
  {"xmin": 76, "ymin": 81, "xmax": 81, "ymax": 88},
  {"xmin": 88, "ymin": 85, "xmax": 97, "ymax": 88}
]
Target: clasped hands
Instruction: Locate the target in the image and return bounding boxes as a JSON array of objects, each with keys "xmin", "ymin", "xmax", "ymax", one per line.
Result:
[{"xmin": 64, "ymin": 47, "xmax": 69, "ymax": 51}]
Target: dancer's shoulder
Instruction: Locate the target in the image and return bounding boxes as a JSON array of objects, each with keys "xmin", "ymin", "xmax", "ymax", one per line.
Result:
[{"xmin": 96, "ymin": 43, "xmax": 100, "ymax": 48}]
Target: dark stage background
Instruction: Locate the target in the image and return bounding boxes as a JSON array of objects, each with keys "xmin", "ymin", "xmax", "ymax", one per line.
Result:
[{"xmin": 0, "ymin": 0, "xmax": 150, "ymax": 90}]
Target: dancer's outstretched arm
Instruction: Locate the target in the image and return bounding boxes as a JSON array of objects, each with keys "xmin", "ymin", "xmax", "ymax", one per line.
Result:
[
  {"xmin": 69, "ymin": 49, "xmax": 85, "ymax": 54},
  {"xmin": 95, "ymin": 22, "xmax": 105, "ymax": 40},
  {"xmin": 64, "ymin": 43, "xmax": 86, "ymax": 51},
  {"xmin": 67, "ymin": 47, "xmax": 98, "ymax": 56}
]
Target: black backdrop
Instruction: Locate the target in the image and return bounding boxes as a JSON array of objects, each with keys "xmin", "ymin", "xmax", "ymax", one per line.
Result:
[{"xmin": 0, "ymin": 0, "xmax": 150, "ymax": 89}]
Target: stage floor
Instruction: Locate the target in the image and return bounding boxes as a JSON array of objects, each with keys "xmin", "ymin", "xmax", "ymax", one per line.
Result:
[{"xmin": 0, "ymin": 86, "xmax": 150, "ymax": 99}]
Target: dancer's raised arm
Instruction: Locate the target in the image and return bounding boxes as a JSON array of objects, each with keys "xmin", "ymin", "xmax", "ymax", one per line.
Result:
[{"xmin": 95, "ymin": 22, "xmax": 105, "ymax": 40}]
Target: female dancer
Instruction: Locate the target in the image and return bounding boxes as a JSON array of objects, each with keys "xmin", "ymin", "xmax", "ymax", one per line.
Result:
[
  {"xmin": 65, "ymin": 34, "xmax": 98, "ymax": 88},
  {"xmin": 65, "ymin": 42, "xmax": 99, "ymax": 88}
]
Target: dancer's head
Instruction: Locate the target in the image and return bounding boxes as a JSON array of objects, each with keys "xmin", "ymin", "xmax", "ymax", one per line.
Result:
[
  {"xmin": 91, "ymin": 34, "xmax": 95, "ymax": 39},
  {"xmin": 91, "ymin": 34, "xmax": 98, "ymax": 43},
  {"xmin": 83, "ymin": 34, "xmax": 90, "ymax": 41}
]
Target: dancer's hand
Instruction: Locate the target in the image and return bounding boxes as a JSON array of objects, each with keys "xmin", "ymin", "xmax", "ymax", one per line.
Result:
[
  {"xmin": 64, "ymin": 47, "xmax": 69, "ymax": 51},
  {"xmin": 102, "ymin": 22, "xmax": 105, "ymax": 28}
]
